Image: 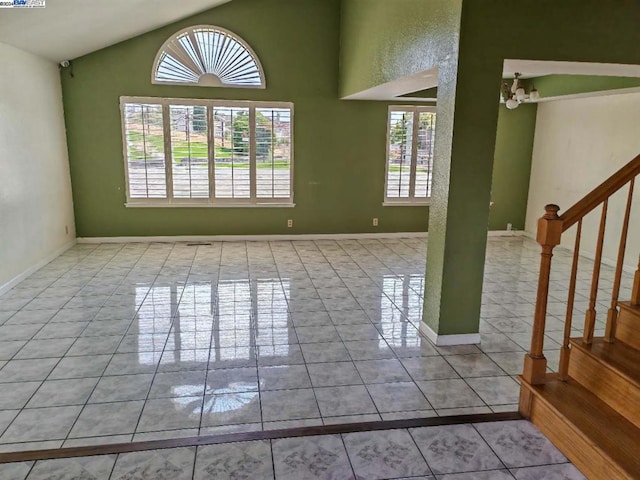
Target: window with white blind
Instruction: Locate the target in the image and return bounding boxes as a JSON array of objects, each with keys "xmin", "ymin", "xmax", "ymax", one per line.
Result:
[
  {"xmin": 384, "ymin": 106, "xmax": 436, "ymax": 205},
  {"xmin": 120, "ymin": 97, "xmax": 294, "ymax": 207},
  {"xmin": 123, "ymin": 104, "xmax": 167, "ymax": 199}
]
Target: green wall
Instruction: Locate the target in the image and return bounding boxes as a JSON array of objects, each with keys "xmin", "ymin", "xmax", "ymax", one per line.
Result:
[
  {"xmin": 437, "ymin": 0, "xmax": 640, "ymax": 334},
  {"xmin": 339, "ymin": 0, "xmax": 462, "ymax": 98},
  {"xmin": 62, "ymin": 0, "xmax": 534, "ymax": 238},
  {"xmin": 339, "ymin": 0, "xmax": 640, "ymax": 337},
  {"xmin": 490, "ymin": 104, "xmax": 537, "ymax": 231},
  {"xmin": 62, "ymin": 0, "xmax": 432, "ymax": 237},
  {"xmin": 532, "ymin": 75, "xmax": 640, "ymax": 98},
  {"xmin": 434, "ymin": 0, "xmax": 640, "ymax": 335}
]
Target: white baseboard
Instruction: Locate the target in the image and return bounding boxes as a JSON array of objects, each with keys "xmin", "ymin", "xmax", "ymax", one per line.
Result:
[
  {"xmin": 0, "ymin": 239, "xmax": 77, "ymax": 296},
  {"xmin": 77, "ymin": 232, "xmax": 429, "ymax": 244},
  {"xmin": 76, "ymin": 230, "xmax": 523, "ymax": 244},
  {"xmin": 487, "ymin": 230, "xmax": 524, "ymax": 237},
  {"xmin": 419, "ymin": 322, "xmax": 481, "ymax": 346}
]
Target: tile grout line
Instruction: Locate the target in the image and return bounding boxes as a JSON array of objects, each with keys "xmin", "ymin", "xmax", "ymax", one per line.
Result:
[
  {"xmin": 268, "ymin": 436, "xmax": 276, "ymax": 479},
  {"xmin": 404, "ymin": 424, "xmax": 436, "ymax": 478},
  {"xmin": 266, "ymin": 240, "xmax": 304, "ymax": 429},
  {"xmin": 292, "ymin": 240, "xmax": 355, "ymax": 426},
  {"xmin": 198, "ymin": 241, "xmax": 225, "ymax": 437},
  {"xmin": 336, "ymin": 239, "xmax": 437, "ymax": 419},
  {"xmin": 337, "ymin": 432, "xmax": 360, "ymax": 480},
  {"xmin": 468, "ymin": 422, "xmax": 513, "ymax": 477},
  {"xmin": 0, "ymin": 236, "xmax": 611, "ymax": 455},
  {"xmin": 0, "ymin": 243, "xmax": 94, "ymax": 408},
  {"xmin": 129, "ymin": 241, "xmax": 193, "ymax": 440},
  {"xmin": 62, "ymin": 242, "xmax": 159, "ymax": 446},
  {"xmin": 0, "ymin": 244, "xmax": 127, "ymax": 448},
  {"xmin": 309, "ymin": 239, "xmax": 387, "ymax": 424},
  {"xmin": 300, "ymin": 240, "xmax": 386, "ymax": 424}
]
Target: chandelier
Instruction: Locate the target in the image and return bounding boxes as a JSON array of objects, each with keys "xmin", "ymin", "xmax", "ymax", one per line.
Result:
[{"xmin": 502, "ymin": 73, "xmax": 540, "ymax": 109}]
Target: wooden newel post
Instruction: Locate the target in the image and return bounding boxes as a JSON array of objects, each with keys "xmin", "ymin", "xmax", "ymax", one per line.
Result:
[
  {"xmin": 523, "ymin": 204, "xmax": 563, "ymax": 385},
  {"xmin": 632, "ymin": 255, "xmax": 640, "ymax": 306}
]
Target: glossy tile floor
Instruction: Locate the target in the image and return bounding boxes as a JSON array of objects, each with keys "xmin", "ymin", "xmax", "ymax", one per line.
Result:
[
  {"xmin": 0, "ymin": 420, "xmax": 586, "ymax": 479},
  {"xmin": 0, "ymin": 236, "xmax": 624, "ymax": 452}
]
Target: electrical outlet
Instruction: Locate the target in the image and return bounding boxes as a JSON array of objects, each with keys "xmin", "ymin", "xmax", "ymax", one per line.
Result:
[
  {"xmin": 373, "ymin": 218, "xmax": 379, "ymax": 227},
  {"xmin": 287, "ymin": 219, "xmax": 293, "ymax": 228},
  {"xmin": 65, "ymin": 225, "xmax": 69, "ymax": 235},
  {"xmin": 507, "ymin": 223, "xmax": 513, "ymax": 231}
]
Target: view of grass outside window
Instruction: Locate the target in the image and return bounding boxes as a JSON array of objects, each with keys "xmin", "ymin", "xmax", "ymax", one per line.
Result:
[
  {"xmin": 385, "ymin": 106, "xmax": 436, "ymax": 204},
  {"xmin": 122, "ymin": 98, "xmax": 293, "ymax": 205},
  {"xmin": 170, "ymin": 105, "xmax": 210, "ymax": 199},
  {"xmin": 123, "ymin": 104, "xmax": 167, "ymax": 199}
]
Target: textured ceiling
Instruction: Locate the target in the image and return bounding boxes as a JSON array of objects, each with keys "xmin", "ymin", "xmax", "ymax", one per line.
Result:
[{"xmin": 0, "ymin": 0, "xmax": 230, "ymax": 62}]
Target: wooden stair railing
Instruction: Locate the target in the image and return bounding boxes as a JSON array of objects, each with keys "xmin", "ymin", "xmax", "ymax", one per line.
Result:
[
  {"xmin": 632, "ymin": 255, "xmax": 640, "ymax": 306},
  {"xmin": 521, "ymin": 153, "xmax": 640, "ymax": 389}
]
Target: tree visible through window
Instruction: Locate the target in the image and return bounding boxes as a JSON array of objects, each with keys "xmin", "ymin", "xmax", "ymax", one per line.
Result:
[
  {"xmin": 121, "ymin": 98, "xmax": 293, "ymax": 206},
  {"xmin": 385, "ymin": 106, "xmax": 436, "ymax": 204}
]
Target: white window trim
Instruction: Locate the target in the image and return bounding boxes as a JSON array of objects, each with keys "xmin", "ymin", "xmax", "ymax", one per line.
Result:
[
  {"xmin": 120, "ymin": 96, "xmax": 294, "ymax": 208},
  {"xmin": 151, "ymin": 25, "xmax": 266, "ymax": 89},
  {"xmin": 382, "ymin": 200, "xmax": 430, "ymax": 207},
  {"xmin": 383, "ymin": 105, "xmax": 436, "ymax": 207}
]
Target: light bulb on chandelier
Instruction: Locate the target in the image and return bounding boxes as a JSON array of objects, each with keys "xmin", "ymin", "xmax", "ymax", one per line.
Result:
[{"xmin": 502, "ymin": 72, "xmax": 541, "ymax": 110}]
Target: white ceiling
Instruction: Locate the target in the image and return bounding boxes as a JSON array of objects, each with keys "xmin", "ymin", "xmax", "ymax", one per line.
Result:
[
  {"xmin": 343, "ymin": 68, "xmax": 439, "ymax": 102},
  {"xmin": 503, "ymin": 59, "xmax": 640, "ymax": 79},
  {"xmin": 345, "ymin": 60, "xmax": 640, "ymax": 101},
  {"xmin": 0, "ymin": 0, "xmax": 231, "ymax": 62}
]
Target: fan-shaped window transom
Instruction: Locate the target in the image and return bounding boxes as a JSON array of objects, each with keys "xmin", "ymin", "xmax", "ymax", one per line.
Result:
[{"xmin": 152, "ymin": 26, "xmax": 265, "ymax": 88}]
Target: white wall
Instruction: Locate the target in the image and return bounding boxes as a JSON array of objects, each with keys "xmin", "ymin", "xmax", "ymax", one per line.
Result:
[
  {"xmin": 526, "ymin": 92, "xmax": 640, "ymax": 270},
  {"xmin": 0, "ymin": 42, "xmax": 75, "ymax": 290}
]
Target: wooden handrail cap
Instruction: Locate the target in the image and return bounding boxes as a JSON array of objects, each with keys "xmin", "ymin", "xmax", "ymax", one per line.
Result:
[{"xmin": 543, "ymin": 204, "xmax": 561, "ymax": 219}]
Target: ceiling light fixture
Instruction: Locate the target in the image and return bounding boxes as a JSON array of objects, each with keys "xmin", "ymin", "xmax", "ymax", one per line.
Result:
[{"xmin": 502, "ymin": 73, "xmax": 540, "ymax": 109}]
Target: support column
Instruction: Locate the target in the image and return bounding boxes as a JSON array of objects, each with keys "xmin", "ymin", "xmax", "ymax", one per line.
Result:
[{"xmin": 421, "ymin": 57, "xmax": 504, "ymax": 346}]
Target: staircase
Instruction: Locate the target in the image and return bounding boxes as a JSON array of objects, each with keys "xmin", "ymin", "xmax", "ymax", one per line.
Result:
[{"xmin": 518, "ymin": 154, "xmax": 640, "ymax": 480}]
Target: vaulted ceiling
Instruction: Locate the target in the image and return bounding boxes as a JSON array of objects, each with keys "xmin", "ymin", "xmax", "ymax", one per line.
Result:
[{"xmin": 0, "ymin": 0, "xmax": 230, "ymax": 62}]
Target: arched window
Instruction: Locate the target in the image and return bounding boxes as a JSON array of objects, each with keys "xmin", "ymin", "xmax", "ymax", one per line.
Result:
[{"xmin": 152, "ymin": 26, "xmax": 265, "ymax": 88}]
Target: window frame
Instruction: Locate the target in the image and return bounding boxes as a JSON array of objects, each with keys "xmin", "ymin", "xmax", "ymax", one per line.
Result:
[
  {"xmin": 120, "ymin": 96, "xmax": 295, "ymax": 208},
  {"xmin": 151, "ymin": 25, "xmax": 266, "ymax": 89},
  {"xmin": 383, "ymin": 105, "xmax": 436, "ymax": 207}
]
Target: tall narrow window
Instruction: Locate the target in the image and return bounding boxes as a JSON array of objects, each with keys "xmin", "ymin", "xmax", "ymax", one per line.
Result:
[
  {"xmin": 384, "ymin": 106, "xmax": 436, "ymax": 205},
  {"xmin": 213, "ymin": 106, "xmax": 251, "ymax": 199},
  {"xmin": 170, "ymin": 105, "xmax": 209, "ymax": 199},
  {"xmin": 256, "ymin": 107, "xmax": 292, "ymax": 199},
  {"xmin": 121, "ymin": 97, "xmax": 294, "ymax": 206},
  {"xmin": 414, "ymin": 111, "xmax": 436, "ymax": 198},
  {"xmin": 123, "ymin": 103, "xmax": 167, "ymax": 199}
]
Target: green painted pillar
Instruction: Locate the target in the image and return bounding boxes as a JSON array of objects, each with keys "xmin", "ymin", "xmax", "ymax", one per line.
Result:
[{"xmin": 422, "ymin": 57, "xmax": 504, "ymax": 345}]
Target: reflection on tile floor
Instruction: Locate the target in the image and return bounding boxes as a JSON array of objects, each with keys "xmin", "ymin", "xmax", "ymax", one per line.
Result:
[
  {"xmin": 0, "ymin": 236, "xmax": 623, "ymax": 451},
  {"xmin": 0, "ymin": 420, "xmax": 586, "ymax": 479}
]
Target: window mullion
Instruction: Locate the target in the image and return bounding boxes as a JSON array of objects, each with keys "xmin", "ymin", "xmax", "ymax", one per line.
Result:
[
  {"xmin": 249, "ymin": 106, "xmax": 257, "ymax": 203},
  {"xmin": 384, "ymin": 109, "xmax": 393, "ymax": 202},
  {"xmin": 208, "ymin": 104, "xmax": 215, "ymax": 204},
  {"xmin": 409, "ymin": 109, "xmax": 419, "ymax": 200},
  {"xmin": 162, "ymin": 103, "xmax": 174, "ymax": 202},
  {"xmin": 122, "ymin": 98, "xmax": 293, "ymax": 207}
]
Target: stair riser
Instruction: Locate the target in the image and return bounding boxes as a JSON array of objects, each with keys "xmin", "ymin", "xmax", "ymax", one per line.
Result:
[
  {"xmin": 568, "ymin": 347, "xmax": 640, "ymax": 430},
  {"xmin": 616, "ymin": 306, "xmax": 640, "ymax": 350},
  {"xmin": 526, "ymin": 390, "xmax": 631, "ymax": 480}
]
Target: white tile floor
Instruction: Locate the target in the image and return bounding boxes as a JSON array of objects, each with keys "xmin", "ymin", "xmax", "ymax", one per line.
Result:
[
  {"xmin": 0, "ymin": 236, "xmax": 629, "ymax": 452},
  {"xmin": 0, "ymin": 420, "xmax": 586, "ymax": 479}
]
